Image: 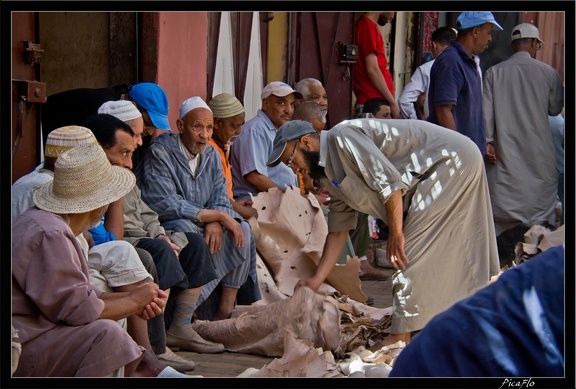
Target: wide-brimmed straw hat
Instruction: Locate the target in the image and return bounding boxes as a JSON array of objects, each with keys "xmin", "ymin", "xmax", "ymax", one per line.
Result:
[{"xmin": 33, "ymin": 143, "xmax": 135, "ymax": 214}]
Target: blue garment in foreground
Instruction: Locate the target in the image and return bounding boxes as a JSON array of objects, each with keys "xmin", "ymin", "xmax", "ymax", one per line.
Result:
[
  {"xmin": 88, "ymin": 219, "xmax": 116, "ymax": 246},
  {"xmin": 390, "ymin": 245, "xmax": 564, "ymax": 377}
]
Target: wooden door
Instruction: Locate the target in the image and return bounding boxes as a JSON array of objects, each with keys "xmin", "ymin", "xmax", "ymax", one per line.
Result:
[
  {"xmin": 288, "ymin": 12, "xmax": 356, "ymax": 127},
  {"xmin": 12, "ymin": 12, "xmax": 46, "ymax": 183}
]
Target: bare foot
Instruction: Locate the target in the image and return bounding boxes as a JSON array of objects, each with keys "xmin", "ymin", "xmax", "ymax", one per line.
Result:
[{"xmin": 359, "ymin": 260, "xmax": 389, "ymax": 281}]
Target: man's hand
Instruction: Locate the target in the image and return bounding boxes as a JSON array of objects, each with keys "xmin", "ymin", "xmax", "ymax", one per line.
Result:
[
  {"xmin": 386, "ymin": 230, "xmax": 409, "ymax": 271},
  {"xmin": 204, "ymin": 221, "xmax": 224, "ymax": 254},
  {"xmin": 156, "ymin": 234, "xmax": 180, "ymax": 256},
  {"xmin": 219, "ymin": 214, "xmax": 245, "ymax": 248},
  {"xmin": 485, "ymin": 143, "xmax": 497, "ymax": 165},
  {"xmin": 389, "ymin": 100, "xmax": 401, "ymax": 119},
  {"xmin": 233, "ymin": 199, "xmax": 258, "ymax": 220},
  {"xmin": 294, "ymin": 277, "xmax": 323, "ymax": 293},
  {"xmin": 129, "ymin": 283, "xmax": 168, "ymax": 320}
]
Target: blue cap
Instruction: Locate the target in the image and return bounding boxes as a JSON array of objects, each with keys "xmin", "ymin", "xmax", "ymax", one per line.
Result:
[
  {"xmin": 128, "ymin": 82, "xmax": 170, "ymax": 130},
  {"xmin": 456, "ymin": 12, "xmax": 503, "ymax": 31}
]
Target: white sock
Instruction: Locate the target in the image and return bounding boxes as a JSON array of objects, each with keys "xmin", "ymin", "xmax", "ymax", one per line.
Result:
[{"xmin": 157, "ymin": 366, "xmax": 203, "ymax": 378}]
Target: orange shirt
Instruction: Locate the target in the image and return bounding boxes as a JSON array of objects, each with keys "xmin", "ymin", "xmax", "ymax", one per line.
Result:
[{"xmin": 208, "ymin": 138, "xmax": 234, "ymax": 201}]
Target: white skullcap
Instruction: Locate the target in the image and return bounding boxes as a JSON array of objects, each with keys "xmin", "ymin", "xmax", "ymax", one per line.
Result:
[
  {"xmin": 98, "ymin": 100, "xmax": 142, "ymax": 122},
  {"xmin": 179, "ymin": 96, "xmax": 211, "ymax": 119}
]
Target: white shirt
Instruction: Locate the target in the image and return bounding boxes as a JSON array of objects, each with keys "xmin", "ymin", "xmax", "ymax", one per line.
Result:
[
  {"xmin": 398, "ymin": 60, "xmax": 434, "ymax": 119},
  {"xmin": 177, "ymin": 134, "xmax": 200, "ymax": 177}
]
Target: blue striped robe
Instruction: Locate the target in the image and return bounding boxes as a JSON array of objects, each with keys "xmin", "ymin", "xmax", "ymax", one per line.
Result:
[{"xmin": 134, "ymin": 132, "xmax": 260, "ymax": 318}]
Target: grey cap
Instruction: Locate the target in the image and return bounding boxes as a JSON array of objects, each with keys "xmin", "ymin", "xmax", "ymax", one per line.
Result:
[{"xmin": 267, "ymin": 121, "xmax": 316, "ymax": 167}]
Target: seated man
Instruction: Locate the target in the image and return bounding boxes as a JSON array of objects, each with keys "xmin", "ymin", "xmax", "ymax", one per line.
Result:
[
  {"xmin": 11, "ymin": 125, "xmax": 194, "ymax": 372},
  {"xmin": 292, "ymin": 101, "xmax": 327, "ymax": 132},
  {"xmin": 12, "ymin": 143, "xmax": 190, "ymax": 377},
  {"xmin": 230, "ymin": 81, "xmax": 302, "ymax": 202},
  {"xmin": 83, "ymin": 111, "xmax": 225, "ymax": 354},
  {"xmin": 294, "ymin": 77, "xmax": 328, "ymax": 115},
  {"xmin": 135, "ymin": 96, "xmax": 261, "ymax": 321},
  {"xmin": 207, "ymin": 93, "xmax": 257, "ymax": 220}
]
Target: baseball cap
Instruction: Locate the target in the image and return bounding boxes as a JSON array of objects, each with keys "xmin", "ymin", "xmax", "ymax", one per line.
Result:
[
  {"xmin": 456, "ymin": 12, "xmax": 503, "ymax": 31},
  {"xmin": 511, "ymin": 23, "xmax": 543, "ymax": 43},
  {"xmin": 179, "ymin": 96, "xmax": 211, "ymax": 120},
  {"xmin": 128, "ymin": 82, "xmax": 170, "ymax": 130},
  {"xmin": 267, "ymin": 121, "xmax": 316, "ymax": 167},
  {"xmin": 261, "ymin": 81, "xmax": 303, "ymax": 100}
]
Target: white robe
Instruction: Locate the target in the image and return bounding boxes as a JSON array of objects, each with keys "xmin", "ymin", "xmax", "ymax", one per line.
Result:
[
  {"xmin": 483, "ymin": 51, "xmax": 564, "ymax": 235},
  {"xmin": 319, "ymin": 119, "xmax": 500, "ymax": 333}
]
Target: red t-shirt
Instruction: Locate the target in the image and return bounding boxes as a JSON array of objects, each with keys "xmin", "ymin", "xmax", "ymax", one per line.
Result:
[{"xmin": 353, "ymin": 16, "xmax": 395, "ymax": 105}]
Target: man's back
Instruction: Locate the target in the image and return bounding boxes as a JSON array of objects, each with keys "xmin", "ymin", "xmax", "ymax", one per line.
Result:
[
  {"xmin": 353, "ymin": 15, "xmax": 395, "ymax": 106},
  {"xmin": 483, "ymin": 51, "xmax": 564, "ymax": 234},
  {"xmin": 484, "ymin": 52, "xmax": 563, "ymax": 120},
  {"xmin": 398, "ymin": 60, "xmax": 434, "ymax": 119}
]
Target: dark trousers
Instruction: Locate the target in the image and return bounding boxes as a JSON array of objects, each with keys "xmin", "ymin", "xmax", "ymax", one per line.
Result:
[{"xmin": 135, "ymin": 247, "xmax": 166, "ymax": 355}]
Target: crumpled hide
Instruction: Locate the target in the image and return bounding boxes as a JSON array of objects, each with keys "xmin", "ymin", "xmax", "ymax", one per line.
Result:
[
  {"xmin": 191, "ymin": 286, "xmax": 341, "ymax": 357},
  {"xmin": 514, "ymin": 224, "xmax": 565, "ymax": 265},
  {"xmin": 338, "ymin": 341, "xmax": 406, "ymax": 378},
  {"xmin": 238, "ymin": 334, "xmax": 404, "ymax": 378},
  {"xmin": 237, "ymin": 331, "xmax": 344, "ymax": 378},
  {"xmin": 334, "ymin": 294, "xmax": 393, "ymax": 358},
  {"xmin": 490, "ymin": 224, "xmax": 565, "ymax": 283},
  {"xmin": 248, "ymin": 186, "xmax": 367, "ymax": 304}
]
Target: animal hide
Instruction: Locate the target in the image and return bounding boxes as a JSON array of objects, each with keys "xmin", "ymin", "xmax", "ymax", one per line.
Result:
[
  {"xmin": 191, "ymin": 286, "xmax": 341, "ymax": 357},
  {"xmin": 249, "ymin": 186, "xmax": 367, "ymax": 303}
]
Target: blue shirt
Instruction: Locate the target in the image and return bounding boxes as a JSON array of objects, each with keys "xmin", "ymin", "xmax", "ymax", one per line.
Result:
[
  {"xmin": 88, "ymin": 219, "xmax": 116, "ymax": 245},
  {"xmin": 428, "ymin": 41, "xmax": 487, "ymax": 154},
  {"xmin": 230, "ymin": 110, "xmax": 298, "ymax": 201}
]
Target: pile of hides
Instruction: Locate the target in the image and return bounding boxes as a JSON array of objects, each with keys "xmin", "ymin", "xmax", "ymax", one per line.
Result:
[
  {"xmin": 192, "ymin": 186, "xmax": 392, "ymax": 360},
  {"xmin": 237, "ymin": 331, "xmax": 344, "ymax": 378},
  {"xmin": 491, "ymin": 224, "xmax": 565, "ymax": 283},
  {"xmin": 338, "ymin": 341, "xmax": 406, "ymax": 378},
  {"xmin": 191, "ymin": 286, "xmax": 341, "ymax": 357},
  {"xmin": 237, "ymin": 332, "xmax": 405, "ymax": 378},
  {"xmin": 514, "ymin": 224, "xmax": 564, "ymax": 265}
]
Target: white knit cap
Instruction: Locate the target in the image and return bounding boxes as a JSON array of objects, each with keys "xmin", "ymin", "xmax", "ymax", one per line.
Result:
[
  {"xmin": 98, "ymin": 100, "xmax": 142, "ymax": 122},
  {"xmin": 179, "ymin": 96, "xmax": 211, "ymax": 119},
  {"xmin": 44, "ymin": 126, "xmax": 98, "ymax": 158}
]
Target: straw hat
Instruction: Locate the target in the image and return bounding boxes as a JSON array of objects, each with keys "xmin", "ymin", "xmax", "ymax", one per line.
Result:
[
  {"xmin": 33, "ymin": 143, "xmax": 135, "ymax": 214},
  {"xmin": 208, "ymin": 93, "xmax": 245, "ymax": 119}
]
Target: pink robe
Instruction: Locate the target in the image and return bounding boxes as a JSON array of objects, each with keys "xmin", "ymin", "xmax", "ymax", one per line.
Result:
[{"xmin": 12, "ymin": 208, "xmax": 143, "ymax": 377}]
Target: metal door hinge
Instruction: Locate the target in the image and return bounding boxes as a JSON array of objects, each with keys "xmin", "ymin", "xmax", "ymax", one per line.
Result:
[{"xmin": 24, "ymin": 41, "xmax": 44, "ymax": 65}]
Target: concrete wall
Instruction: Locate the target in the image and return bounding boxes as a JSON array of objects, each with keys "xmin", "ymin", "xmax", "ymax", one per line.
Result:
[{"xmin": 153, "ymin": 12, "xmax": 208, "ymax": 130}]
